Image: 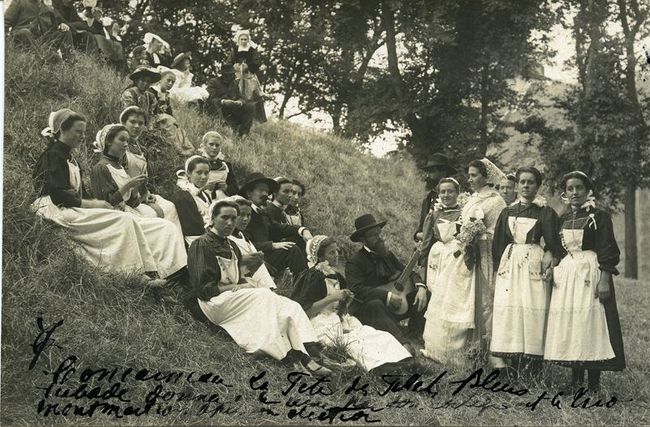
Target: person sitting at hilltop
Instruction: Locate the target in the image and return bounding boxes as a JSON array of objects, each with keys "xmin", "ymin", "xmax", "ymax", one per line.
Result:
[
  {"xmin": 197, "ymin": 131, "xmax": 239, "ymax": 200},
  {"xmin": 171, "ymin": 156, "xmax": 214, "ymax": 246},
  {"xmin": 169, "ymin": 52, "xmax": 209, "ymax": 106},
  {"xmin": 187, "ymin": 200, "xmax": 331, "ymax": 374},
  {"xmin": 266, "ymin": 176, "xmax": 306, "ymax": 253},
  {"xmin": 285, "ymin": 179, "xmax": 306, "ymax": 227},
  {"xmin": 225, "ymin": 196, "xmax": 276, "ymax": 290},
  {"xmin": 31, "ymin": 109, "xmax": 174, "ymax": 286},
  {"xmin": 227, "ymin": 29, "xmax": 267, "ymax": 123},
  {"xmin": 149, "ymin": 67, "xmax": 175, "ymax": 116},
  {"xmin": 239, "ymin": 173, "xmax": 312, "ymax": 279},
  {"xmin": 5, "ymin": 0, "xmax": 74, "ymax": 58},
  {"xmin": 142, "ymin": 32, "xmax": 172, "ymax": 68},
  {"xmin": 72, "ymin": 4, "xmax": 125, "ymax": 71},
  {"xmin": 206, "ymin": 64, "xmax": 255, "ymax": 137},
  {"xmin": 121, "ymin": 66, "xmax": 160, "ymax": 121},
  {"xmin": 292, "ymin": 236, "xmax": 413, "ymax": 372}
]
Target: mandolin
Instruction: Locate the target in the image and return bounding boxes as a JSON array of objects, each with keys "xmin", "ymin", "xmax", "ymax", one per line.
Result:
[{"xmin": 376, "ymin": 248, "xmax": 421, "ymax": 315}]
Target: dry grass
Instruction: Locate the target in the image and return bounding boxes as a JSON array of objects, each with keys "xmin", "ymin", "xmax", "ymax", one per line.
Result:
[{"xmin": 2, "ymin": 46, "xmax": 649, "ymax": 426}]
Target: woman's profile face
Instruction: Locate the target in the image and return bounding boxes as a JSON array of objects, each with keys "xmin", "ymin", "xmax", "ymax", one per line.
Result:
[
  {"xmin": 438, "ymin": 182, "xmax": 459, "ymax": 206},
  {"xmin": 320, "ymin": 242, "xmax": 339, "ymax": 266},
  {"xmin": 467, "ymin": 166, "xmax": 487, "ymax": 191},
  {"xmin": 107, "ymin": 130, "xmax": 129, "ymax": 158},
  {"xmin": 188, "ymin": 163, "xmax": 210, "ymax": 189},
  {"xmin": 150, "ymin": 38, "xmax": 163, "ymax": 53},
  {"xmin": 60, "ymin": 120, "xmax": 86, "ymax": 148},
  {"xmin": 565, "ymin": 178, "xmax": 588, "ymax": 208},
  {"xmin": 160, "ymin": 74, "xmax": 176, "ymax": 91}
]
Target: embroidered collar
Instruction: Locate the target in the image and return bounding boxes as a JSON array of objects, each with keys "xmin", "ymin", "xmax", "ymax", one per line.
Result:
[{"xmin": 511, "ymin": 195, "xmax": 547, "ymax": 208}]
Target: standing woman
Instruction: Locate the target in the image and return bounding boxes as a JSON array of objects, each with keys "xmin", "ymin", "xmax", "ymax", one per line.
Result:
[
  {"xmin": 490, "ymin": 167, "xmax": 563, "ymax": 372},
  {"xmin": 291, "ymin": 235, "xmax": 413, "ymax": 372},
  {"xmin": 171, "ymin": 156, "xmax": 213, "ymax": 245},
  {"xmin": 90, "ymin": 124, "xmax": 188, "ymax": 280},
  {"xmin": 32, "ymin": 109, "xmax": 165, "ymax": 281},
  {"xmin": 119, "ymin": 107, "xmax": 181, "ymax": 231},
  {"xmin": 419, "ymin": 178, "xmax": 463, "ymax": 364},
  {"xmin": 544, "ymin": 171, "xmax": 625, "ymax": 391},
  {"xmin": 188, "ymin": 201, "xmax": 330, "ymax": 374},
  {"xmin": 228, "ymin": 29, "xmax": 267, "ymax": 123}
]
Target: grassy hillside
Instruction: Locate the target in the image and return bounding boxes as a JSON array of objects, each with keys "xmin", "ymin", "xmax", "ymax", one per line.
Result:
[{"xmin": 2, "ymin": 47, "xmax": 649, "ymax": 426}]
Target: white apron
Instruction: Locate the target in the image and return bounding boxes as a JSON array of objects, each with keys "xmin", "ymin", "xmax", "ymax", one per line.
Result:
[
  {"xmin": 31, "ymin": 159, "xmax": 160, "ymax": 274},
  {"xmin": 208, "ymin": 163, "xmax": 229, "ymax": 201},
  {"xmin": 490, "ymin": 217, "xmax": 550, "ymax": 357},
  {"xmin": 310, "ymin": 274, "xmax": 411, "ymax": 371},
  {"xmin": 198, "ymin": 252, "xmax": 317, "ymax": 361},
  {"xmin": 228, "ymin": 234, "xmax": 276, "ymax": 289},
  {"xmin": 544, "ymin": 227, "xmax": 614, "ymax": 362}
]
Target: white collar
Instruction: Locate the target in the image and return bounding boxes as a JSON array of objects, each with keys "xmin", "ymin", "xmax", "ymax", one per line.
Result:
[
  {"xmin": 363, "ymin": 246, "xmax": 374, "ymax": 254},
  {"xmin": 251, "ymin": 203, "xmax": 261, "ymax": 213},
  {"xmin": 272, "ymin": 199, "xmax": 286, "ymax": 211}
]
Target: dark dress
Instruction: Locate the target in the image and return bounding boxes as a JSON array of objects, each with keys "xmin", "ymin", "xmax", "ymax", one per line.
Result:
[
  {"xmin": 149, "ymin": 86, "xmax": 173, "ymax": 116},
  {"xmin": 170, "ymin": 188, "xmax": 212, "ymax": 240},
  {"xmin": 291, "ymin": 269, "xmax": 349, "ymax": 312},
  {"xmin": 6, "ymin": 0, "xmax": 73, "ymax": 51},
  {"xmin": 414, "ymin": 189, "xmax": 437, "ymax": 241},
  {"xmin": 345, "ymin": 248, "xmax": 427, "ymax": 343},
  {"xmin": 33, "ymin": 139, "xmax": 84, "ymax": 207},
  {"xmin": 544, "ymin": 207, "xmax": 625, "ymax": 371},
  {"xmin": 91, "ymin": 155, "xmax": 141, "ymax": 208},
  {"xmin": 227, "ymin": 46, "xmax": 267, "ymax": 123},
  {"xmin": 121, "ymin": 86, "xmax": 159, "ymax": 120}
]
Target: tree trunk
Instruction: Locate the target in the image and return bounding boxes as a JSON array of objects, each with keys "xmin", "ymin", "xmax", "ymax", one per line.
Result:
[{"xmin": 624, "ymin": 183, "xmax": 638, "ymax": 278}]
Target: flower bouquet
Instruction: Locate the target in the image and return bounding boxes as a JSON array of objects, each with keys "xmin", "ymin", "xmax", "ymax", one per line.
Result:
[{"xmin": 454, "ymin": 216, "xmax": 487, "ymax": 271}]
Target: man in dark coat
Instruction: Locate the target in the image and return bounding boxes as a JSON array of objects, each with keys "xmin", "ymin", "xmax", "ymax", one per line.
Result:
[
  {"xmin": 345, "ymin": 214, "xmax": 429, "ymax": 349},
  {"xmin": 6, "ymin": 0, "xmax": 74, "ymax": 55},
  {"xmin": 414, "ymin": 153, "xmax": 457, "ymax": 242},
  {"xmin": 240, "ymin": 173, "xmax": 312, "ymax": 277},
  {"xmin": 206, "ymin": 64, "xmax": 256, "ymax": 136}
]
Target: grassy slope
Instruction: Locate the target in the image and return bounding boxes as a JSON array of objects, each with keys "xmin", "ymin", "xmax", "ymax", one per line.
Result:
[{"xmin": 2, "ymin": 48, "xmax": 649, "ymax": 426}]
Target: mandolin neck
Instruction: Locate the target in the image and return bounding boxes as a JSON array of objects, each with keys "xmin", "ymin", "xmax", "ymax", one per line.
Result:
[{"xmin": 394, "ymin": 249, "xmax": 420, "ymax": 291}]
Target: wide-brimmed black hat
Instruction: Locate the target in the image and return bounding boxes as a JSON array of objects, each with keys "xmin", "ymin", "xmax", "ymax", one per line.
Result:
[
  {"xmin": 238, "ymin": 172, "xmax": 279, "ymax": 197},
  {"xmin": 350, "ymin": 214, "xmax": 387, "ymax": 242},
  {"xmin": 421, "ymin": 152, "xmax": 456, "ymax": 173},
  {"xmin": 129, "ymin": 66, "xmax": 161, "ymax": 83}
]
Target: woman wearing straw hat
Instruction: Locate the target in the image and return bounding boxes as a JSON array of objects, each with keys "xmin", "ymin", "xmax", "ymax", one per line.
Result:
[
  {"xmin": 121, "ymin": 66, "xmax": 161, "ymax": 121},
  {"xmin": 169, "ymin": 52, "xmax": 209, "ymax": 106}
]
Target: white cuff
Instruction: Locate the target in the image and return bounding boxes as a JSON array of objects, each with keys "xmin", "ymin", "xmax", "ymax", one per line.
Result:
[
  {"xmin": 298, "ymin": 227, "xmax": 309, "ymax": 237},
  {"xmin": 416, "ymin": 283, "xmax": 426, "ymax": 289},
  {"xmin": 386, "ymin": 291, "xmax": 392, "ymax": 306}
]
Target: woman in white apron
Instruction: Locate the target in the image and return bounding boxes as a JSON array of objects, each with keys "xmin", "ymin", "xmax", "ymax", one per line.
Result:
[
  {"xmin": 119, "ymin": 106, "xmax": 182, "ymax": 231},
  {"xmin": 89, "ymin": 124, "xmax": 187, "ymax": 279},
  {"xmin": 224, "ymin": 196, "xmax": 276, "ymax": 289},
  {"xmin": 291, "ymin": 236, "xmax": 412, "ymax": 372},
  {"xmin": 198, "ymin": 131, "xmax": 239, "ymax": 200},
  {"xmin": 490, "ymin": 167, "xmax": 562, "ymax": 374},
  {"xmin": 32, "ymin": 109, "xmax": 166, "ymax": 281},
  {"xmin": 419, "ymin": 178, "xmax": 464, "ymax": 365},
  {"xmin": 228, "ymin": 29, "xmax": 267, "ymax": 123},
  {"xmin": 544, "ymin": 171, "xmax": 625, "ymax": 391},
  {"xmin": 171, "ymin": 156, "xmax": 213, "ymax": 246},
  {"xmin": 188, "ymin": 200, "xmax": 330, "ymax": 375}
]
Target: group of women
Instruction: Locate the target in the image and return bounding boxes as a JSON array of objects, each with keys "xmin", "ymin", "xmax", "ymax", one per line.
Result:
[{"xmin": 419, "ymin": 158, "xmax": 625, "ymax": 391}]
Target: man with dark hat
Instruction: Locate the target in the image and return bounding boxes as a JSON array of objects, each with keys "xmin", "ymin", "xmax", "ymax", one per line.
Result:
[
  {"xmin": 206, "ymin": 63, "xmax": 255, "ymax": 136},
  {"xmin": 345, "ymin": 214, "xmax": 429, "ymax": 351},
  {"xmin": 239, "ymin": 172, "xmax": 313, "ymax": 278},
  {"xmin": 414, "ymin": 153, "xmax": 457, "ymax": 242}
]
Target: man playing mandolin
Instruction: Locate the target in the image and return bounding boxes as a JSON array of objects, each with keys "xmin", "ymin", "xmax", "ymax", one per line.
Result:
[{"xmin": 345, "ymin": 214, "xmax": 429, "ymax": 351}]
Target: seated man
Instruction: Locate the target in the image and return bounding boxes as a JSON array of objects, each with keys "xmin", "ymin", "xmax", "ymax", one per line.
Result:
[
  {"xmin": 206, "ymin": 64, "xmax": 255, "ymax": 137},
  {"xmin": 345, "ymin": 214, "xmax": 429, "ymax": 348},
  {"xmin": 6, "ymin": 0, "xmax": 74, "ymax": 57},
  {"xmin": 239, "ymin": 173, "xmax": 312, "ymax": 278}
]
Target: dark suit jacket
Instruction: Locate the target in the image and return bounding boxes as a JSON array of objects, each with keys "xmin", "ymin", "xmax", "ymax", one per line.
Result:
[
  {"xmin": 414, "ymin": 189, "xmax": 437, "ymax": 241},
  {"xmin": 265, "ymin": 202, "xmax": 287, "ymax": 224},
  {"xmin": 345, "ymin": 248, "xmax": 423, "ymax": 304},
  {"xmin": 244, "ymin": 206, "xmax": 301, "ymax": 253}
]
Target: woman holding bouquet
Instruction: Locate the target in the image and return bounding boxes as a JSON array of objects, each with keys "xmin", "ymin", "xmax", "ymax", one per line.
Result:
[
  {"xmin": 422, "ymin": 159, "xmax": 507, "ymax": 367},
  {"xmin": 490, "ymin": 167, "xmax": 563, "ymax": 374},
  {"xmin": 544, "ymin": 171, "xmax": 625, "ymax": 391}
]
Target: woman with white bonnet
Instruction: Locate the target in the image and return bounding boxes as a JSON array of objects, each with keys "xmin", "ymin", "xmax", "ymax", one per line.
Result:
[
  {"xmin": 32, "ymin": 109, "xmax": 175, "ymax": 285},
  {"xmin": 89, "ymin": 123, "xmax": 188, "ymax": 281},
  {"xmin": 227, "ymin": 28, "xmax": 267, "ymax": 123},
  {"xmin": 291, "ymin": 235, "xmax": 413, "ymax": 372},
  {"xmin": 143, "ymin": 32, "xmax": 171, "ymax": 67}
]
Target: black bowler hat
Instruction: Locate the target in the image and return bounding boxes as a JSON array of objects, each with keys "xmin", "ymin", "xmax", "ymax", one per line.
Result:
[
  {"xmin": 238, "ymin": 172, "xmax": 279, "ymax": 197},
  {"xmin": 421, "ymin": 152, "xmax": 456, "ymax": 174},
  {"xmin": 350, "ymin": 214, "xmax": 387, "ymax": 242}
]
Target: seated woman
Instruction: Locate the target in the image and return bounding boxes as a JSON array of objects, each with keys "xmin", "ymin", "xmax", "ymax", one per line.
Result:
[
  {"xmin": 149, "ymin": 67, "xmax": 175, "ymax": 116},
  {"xmin": 285, "ymin": 179, "xmax": 306, "ymax": 226},
  {"xmin": 143, "ymin": 32, "xmax": 172, "ymax": 67},
  {"xmin": 89, "ymin": 124, "xmax": 187, "ymax": 280},
  {"xmin": 198, "ymin": 131, "xmax": 238, "ymax": 200},
  {"xmin": 31, "ymin": 109, "xmax": 172, "ymax": 283},
  {"xmin": 171, "ymin": 156, "xmax": 213, "ymax": 246},
  {"xmin": 121, "ymin": 66, "xmax": 160, "ymax": 121},
  {"xmin": 128, "ymin": 45, "xmax": 149, "ymax": 71},
  {"xmin": 97, "ymin": 114, "xmax": 182, "ymax": 231},
  {"xmin": 188, "ymin": 200, "xmax": 331, "ymax": 374},
  {"xmin": 225, "ymin": 196, "xmax": 276, "ymax": 289},
  {"xmin": 169, "ymin": 52, "xmax": 209, "ymax": 106},
  {"xmin": 291, "ymin": 235, "xmax": 412, "ymax": 372}
]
